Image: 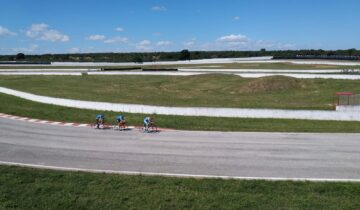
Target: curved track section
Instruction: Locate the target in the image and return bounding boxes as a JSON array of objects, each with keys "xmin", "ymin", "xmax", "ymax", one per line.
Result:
[{"xmin": 1, "ymin": 117, "xmax": 360, "ymax": 181}]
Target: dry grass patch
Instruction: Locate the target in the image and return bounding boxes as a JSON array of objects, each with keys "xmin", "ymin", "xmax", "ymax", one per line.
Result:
[{"xmin": 240, "ymin": 76, "xmax": 311, "ymax": 93}]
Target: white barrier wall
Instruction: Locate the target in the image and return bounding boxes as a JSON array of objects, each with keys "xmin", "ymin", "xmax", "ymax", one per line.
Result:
[
  {"xmin": 50, "ymin": 57, "xmax": 274, "ymax": 66},
  {"xmin": 1, "ymin": 87, "xmax": 360, "ymax": 121},
  {"xmin": 49, "ymin": 58, "xmax": 360, "ymax": 66},
  {"xmin": 336, "ymin": 105, "xmax": 360, "ymax": 112}
]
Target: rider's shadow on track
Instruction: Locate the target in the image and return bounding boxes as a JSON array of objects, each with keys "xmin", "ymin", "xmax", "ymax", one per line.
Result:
[{"xmin": 144, "ymin": 130, "xmax": 160, "ymax": 133}]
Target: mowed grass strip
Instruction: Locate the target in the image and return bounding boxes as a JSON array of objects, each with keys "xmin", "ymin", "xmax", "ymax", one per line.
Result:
[
  {"xmin": 2, "ymin": 74, "xmax": 360, "ymax": 110},
  {"xmin": 1, "ymin": 165, "xmax": 360, "ymax": 210},
  {"xmin": 1, "ymin": 93, "xmax": 360, "ymax": 132}
]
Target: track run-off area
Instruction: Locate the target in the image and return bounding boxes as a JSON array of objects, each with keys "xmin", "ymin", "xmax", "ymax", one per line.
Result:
[
  {"xmin": 1, "ymin": 117, "xmax": 360, "ymax": 181},
  {"xmin": 1, "ymin": 87, "xmax": 360, "ymax": 121}
]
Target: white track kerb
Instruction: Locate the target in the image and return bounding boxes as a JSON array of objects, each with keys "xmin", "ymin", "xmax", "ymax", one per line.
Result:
[
  {"xmin": 1, "ymin": 161, "xmax": 360, "ymax": 183},
  {"xmin": 1, "ymin": 86, "xmax": 360, "ymax": 121}
]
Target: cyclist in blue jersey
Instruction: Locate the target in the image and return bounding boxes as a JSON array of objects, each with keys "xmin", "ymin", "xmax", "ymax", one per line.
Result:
[
  {"xmin": 95, "ymin": 114, "xmax": 105, "ymax": 128},
  {"xmin": 143, "ymin": 116, "xmax": 153, "ymax": 131},
  {"xmin": 116, "ymin": 114, "xmax": 126, "ymax": 128}
]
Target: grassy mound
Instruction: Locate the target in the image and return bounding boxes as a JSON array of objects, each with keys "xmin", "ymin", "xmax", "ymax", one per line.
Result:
[{"xmin": 240, "ymin": 76, "xmax": 309, "ymax": 93}]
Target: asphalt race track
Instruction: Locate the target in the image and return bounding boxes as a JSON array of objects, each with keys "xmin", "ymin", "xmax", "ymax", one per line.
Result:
[{"xmin": 1, "ymin": 117, "xmax": 360, "ymax": 181}]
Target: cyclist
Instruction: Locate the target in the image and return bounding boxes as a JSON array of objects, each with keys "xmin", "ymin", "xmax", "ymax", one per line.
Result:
[
  {"xmin": 143, "ymin": 116, "xmax": 153, "ymax": 131},
  {"xmin": 116, "ymin": 114, "xmax": 126, "ymax": 128},
  {"xmin": 95, "ymin": 114, "xmax": 105, "ymax": 128}
]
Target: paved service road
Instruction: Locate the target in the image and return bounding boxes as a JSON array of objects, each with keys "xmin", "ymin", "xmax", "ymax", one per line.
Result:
[{"xmin": 1, "ymin": 117, "xmax": 360, "ymax": 180}]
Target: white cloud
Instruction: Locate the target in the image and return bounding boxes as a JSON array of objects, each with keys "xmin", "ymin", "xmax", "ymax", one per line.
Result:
[
  {"xmin": 0, "ymin": 26, "xmax": 17, "ymax": 36},
  {"xmin": 214, "ymin": 34, "xmax": 295, "ymax": 50},
  {"xmin": 156, "ymin": 41, "xmax": 172, "ymax": 46},
  {"xmin": 233, "ymin": 16, "xmax": 240, "ymax": 21},
  {"xmin": 217, "ymin": 34, "xmax": 249, "ymax": 45},
  {"xmin": 25, "ymin": 23, "xmax": 48, "ymax": 38},
  {"xmin": 151, "ymin": 5, "xmax": 167, "ymax": 11},
  {"xmin": 87, "ymin": 34, "xmax": 106, "ymax": 41},
  {"xmin": 136, "ymin": 40, "xmax": 152, "ymax": 51},
  {"xmin": 281, "ymin": 43, "xmax": 295, "ymax": 49},
  {"xmin": 183, "ymin": 41, "xmax": 195, "ymax": 47},
  {"xmin": 12, "ymin": 44, "xmax": 39, "ymax": 53},
  {"xmin": 139, "ymin": 40, "xmax": 151, "ymax": 45},
  {"xmin": 26, "ymin": 23, "xmax": 69, "ymax": 42},
  {"xmin": 104, "ymin": 36, "xmax": 129, "ymax": 44},
  {"xmin": 115, "ymin": 27, "xmax": 124, "ymax": 32},
  {"xmin": 40, "ymin": 30, "xmax": 69, "ymax": 42},
  {"xmin": 69, "ymin": 47, "xmax": 80, "ymax": 53},
  {"xmin": 183, "ymin": 38, "xmax": 196, "ymax": 47},
  {"xmin": 254, "ymin": 40, "xmax": 295, "ymax": 50}
]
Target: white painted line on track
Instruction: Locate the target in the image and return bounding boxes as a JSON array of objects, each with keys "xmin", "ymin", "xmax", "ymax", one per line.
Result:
[
  {"xmin": 0, "ymin": 160, "xmax": 359, "ymax": 183},
  {"xmin": 63, "ymin": 123, "xmax": 75, "ymax": 126},
  {"xmin": 0, "ymin": 68, "xmax": 95, "ymax": 72},
  {"xmin": 0, "ymin": 72, "xmax": 82, "ymax": 76}
]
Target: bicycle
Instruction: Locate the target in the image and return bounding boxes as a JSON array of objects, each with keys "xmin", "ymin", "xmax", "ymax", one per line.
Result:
[
  {"xmin": 92, "ymin": 123, "xmax": 111, "ymax": 130},
  {"xmin": 92, "ymin": 120, "xmax": 112, "ymax": 130},
  {"xmin": 114, "ymin": 121, "xmax": 130, "ymax": 131},
  {"xmin": 139, "ymin": 124, "xmax": 159, "ymax": 133}
]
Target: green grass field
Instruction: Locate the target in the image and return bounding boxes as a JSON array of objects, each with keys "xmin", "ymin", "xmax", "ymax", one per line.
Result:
[
  {"xmin": 1, "ymin": 165, "xmax": 360, "ymax": 210},
  {"xmin": 2, "ymin": 93, "xmax": 360, "ymax": 132},
  {"xmin": 1, "ymin": 74, "xmax": 360, "ymax": 110}
]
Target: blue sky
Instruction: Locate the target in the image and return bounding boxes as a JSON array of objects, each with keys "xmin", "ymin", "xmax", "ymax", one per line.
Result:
[{"xmin": 0, "ymin": 0, "xmax": 359, "ymax": 54}]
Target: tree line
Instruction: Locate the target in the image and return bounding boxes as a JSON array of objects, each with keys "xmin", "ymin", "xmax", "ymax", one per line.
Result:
[{"xmin": 0, "ymin": 49, "xmax": 359, "ymax": 63}]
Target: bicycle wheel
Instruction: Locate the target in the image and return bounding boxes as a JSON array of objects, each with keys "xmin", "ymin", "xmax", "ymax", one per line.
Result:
[{"xmin": 149, "ymin": 126, "xmax": 158, "ymax": 133}]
